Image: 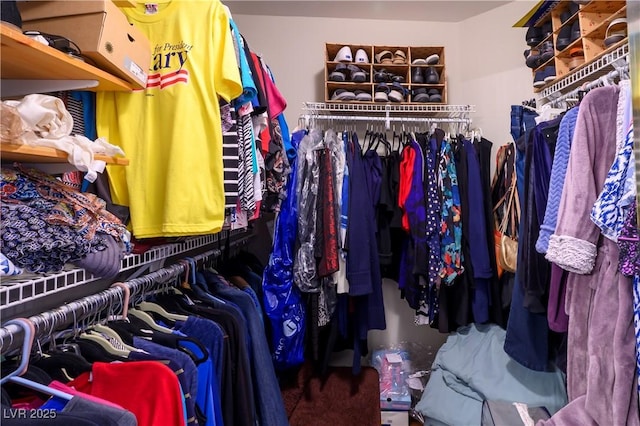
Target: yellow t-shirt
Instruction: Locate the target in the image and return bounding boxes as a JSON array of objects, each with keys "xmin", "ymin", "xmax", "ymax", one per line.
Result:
[{"xmin": 97, "ymin": 0, "xmax": 242, "ymax": 238}]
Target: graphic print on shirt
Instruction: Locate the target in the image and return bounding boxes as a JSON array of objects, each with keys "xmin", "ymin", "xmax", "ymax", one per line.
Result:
[{"xmin": 144, "ymin": 41, "xmax": 193, "ymax": 90}]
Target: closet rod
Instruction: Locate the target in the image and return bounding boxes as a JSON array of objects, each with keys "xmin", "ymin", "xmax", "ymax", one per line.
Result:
[
  {"xmin": 301, "ymin": 115, "xmax": 470, "ymax": 123},
  {"xmin": 301, "ymin": 113, "xmax": 471, "ymax": 130},
  {"xmin": 0, "ymin": 234, "xmax": 252, "ymax": 355},
  {"xmin": 546, "ymin": 66, "xmax": 628, "ymax": 108}
]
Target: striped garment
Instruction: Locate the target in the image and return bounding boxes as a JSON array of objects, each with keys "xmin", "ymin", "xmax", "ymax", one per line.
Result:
[
  {"xmin": 221, "ymin": 107, "xmax": 239, "ymax": 208},
  {"xmin": 237, "ymin": 112, "xmax": 256, "ymax": 214}
]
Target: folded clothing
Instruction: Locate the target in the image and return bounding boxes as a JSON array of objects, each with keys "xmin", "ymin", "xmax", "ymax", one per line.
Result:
[
  {"xmin": 1, "ymin": 202, "xmax": 95, "ymax": 273},
  {"xmin": 2, "ymin": 94, "xmax": 125, "ymax": 183}
]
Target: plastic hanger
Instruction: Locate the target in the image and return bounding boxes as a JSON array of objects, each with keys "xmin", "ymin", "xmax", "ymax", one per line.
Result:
[
  {"xmin": 1, "ymin": 318, "xmax": 34, "ymax": 385},
  {"xmin": 108, "ymin": 282, "xmax": 130, "ymax": 322},
  {"xmin": 1, "ymin": 318, "xmax": 73, "ymax": 401},
  {"xmin": 138, "ymin": 301, "xmax": 188, "ymax": 321},
  {"xmin": 474, "ymin": 127, "xmax": 483, "ymax": 142},
  {"xmin": 128, "ymin": 309, "xmax": 175, "ymax": 333},
  {"xmin": 78, "ymin": 287, "xmax": 140, "ymax": 356},
  {"xmin": 77, "ymin": 331, "xmax": 130, "ymax": 357},
  {"xmin": 90, "ymin": 325, "xmax": 140, "ymax": 353}
]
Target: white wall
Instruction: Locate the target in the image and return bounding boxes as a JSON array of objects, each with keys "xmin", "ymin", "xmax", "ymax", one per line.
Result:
[
  {"xmin": 454, "ymin": 1, "xmax": 537, "ymax": 145},
  {"xmin": 231, "ymin": 13, "xmax": 459, "ymax": 127},
  {"xmin": 231, "ymin": 1, "xmax": 537, "ymax": 362}
]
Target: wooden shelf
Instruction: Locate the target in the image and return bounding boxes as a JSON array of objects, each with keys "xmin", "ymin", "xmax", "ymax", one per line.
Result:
[
  {"xmin": 409, "ymin": 84, "xmax": 446, "ymax": 88},
  {"xmin": 0, "ymin": 23, "xmax": 134, "ymax": 97},
  {"xmin": 579, "ymin": 0, "xmax": 625, "ymax": 15},
  {"xmin": 582, "ymin": 6, "xmax": 626, "ymax": 39},
  {"xmin": 1, "ymin": 144, "xmax": 129, "ymax": 166}
]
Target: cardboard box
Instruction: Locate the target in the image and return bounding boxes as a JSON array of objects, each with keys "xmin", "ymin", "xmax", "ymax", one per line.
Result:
[
  {"xmin": 381, "ymin": 410, "xmax": 408, "ymax": 426},
  {"xmin": 18, "ymin": 1, "xmax": 150, "ymax": 88}
]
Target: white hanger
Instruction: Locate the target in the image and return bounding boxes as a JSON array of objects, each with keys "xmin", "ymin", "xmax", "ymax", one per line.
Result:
[
  {"xmin": 129, "ymin": 309, "xmax": 176, "ymax": 333},
  {"xmin": 138, "ymin": 301, "xmax": 188, "ymax": 321},
  {"xmin": 535, "ymin": 103, "xmax": 563, "ymax": 124}
]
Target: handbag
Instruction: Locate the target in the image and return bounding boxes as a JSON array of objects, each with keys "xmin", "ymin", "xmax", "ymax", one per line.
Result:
[{"xmin": 496, "ymin": 175, "xmax": 520, "ymax": 273}]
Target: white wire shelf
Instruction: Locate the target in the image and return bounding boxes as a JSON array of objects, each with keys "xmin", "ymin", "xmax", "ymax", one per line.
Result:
[
  {"xmin": 303, "ymin": 102, "xmax": 475, "ymax": 114},
  {"xmin": 537, "ymin": 42, "xmax": 629, "ymax": 104},
  {"xmin": 0, "ymin": 230, "xmax": 245, "ymax": 311},
  {"xmin": 301, "ymin": 102, "xmax": 474, "ymax": 130}
]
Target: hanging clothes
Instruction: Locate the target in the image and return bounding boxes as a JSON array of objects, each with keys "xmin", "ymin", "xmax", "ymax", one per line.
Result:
[
  {"xmin": 534, "ymin": 106, "xmax": 579, "ymax": 333},
  {"xmin": 346, "ymin": 131, "xmax": 386, "ymax": 372},
  {"xmin": 475, "ymin": 136, "xmax": 506, "ymax": 326},
  {"xmin": 541, "ymin": 86, "xmax": 639, "ymax": 426},
  {"xmin": 520, "ymin": 116, "xmax": 560, "ymax": 314},
  {"xmin": 503, "ymin": 106, "xmax": 553, "ymax": 373},
  {"xmin": 463, "ymin": 139, "xmax": 493, "ymax": 323},
  {"xmin": 437, "ymin": 138, "xmax": 464, "ymax": 284},
  {"xmin": 397, "ymin": 136, "xmax": 428, "ymax": 310},
  {"xmin": 262, "ymin": 129, "xmax": 306, "ymax": 371}
]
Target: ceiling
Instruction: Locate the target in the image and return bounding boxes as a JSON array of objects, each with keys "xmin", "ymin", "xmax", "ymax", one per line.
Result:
[{"xmin": 224, "ymin": 1, "xmax": 512, "ymax": 23}]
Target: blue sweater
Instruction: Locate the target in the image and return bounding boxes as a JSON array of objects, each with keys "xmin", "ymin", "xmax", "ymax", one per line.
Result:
[{"xmin": 536, "ymin": 107, "xmax": 579, "ymax": 254}]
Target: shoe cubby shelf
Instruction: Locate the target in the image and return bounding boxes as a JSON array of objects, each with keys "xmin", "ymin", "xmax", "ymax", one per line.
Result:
[
  {"xmin": 523, "ymin": 0, "xmax": 627, "ymax": 93},
  {"xmin": 0, "ymin": 23, "xmax": 134, "ymax": 97},
  {"xmin": 538, "ymin": 40, "xmax": 628, "ymax": 102},
  {"xmin": 325, "ymin": 43, "xmax": 447, "ymax": 104}
]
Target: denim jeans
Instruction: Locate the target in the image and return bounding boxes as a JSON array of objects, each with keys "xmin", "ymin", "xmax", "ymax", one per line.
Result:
[
  {"xmin": 204, "ymin": 271, "xmax": 289, "ymax": 426},
  {"xmin": 510, "ymin": 105, "xmax": 539, "ymax": 143}
]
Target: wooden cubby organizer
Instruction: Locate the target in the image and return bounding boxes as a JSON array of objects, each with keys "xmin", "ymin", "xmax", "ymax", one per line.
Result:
[
  {"xmin": 0, "ymin": 22, "xmax": 130, "ymax": 165},
  {"xmin": 325, "ymin": 43, "xmax": 447, "ymax": 104},
  {"xmin": 526, "ymin": 0, "xmax": 627, "ymax": 92}
]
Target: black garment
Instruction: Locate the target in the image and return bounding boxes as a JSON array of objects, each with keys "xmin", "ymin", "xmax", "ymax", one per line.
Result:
[
  {"xmin": 71, "ymin": 339, "xmax": 127, "ymax": 363},
  {"xmin": 520, "ymin": 120, "xmax": 558, "ymax": 314},
  {"xmin": 227, "ymin": 251, "xmax": 265, "ymax": 276},
  {"xmin": 438, "ymin": 139, "xmax": 472, "ymax": 333},
  {"xmin": 1, "ymin": 1, "xmax": 22, "ymax": 28},
  {"xmin": 377, "ymin": 155, "xmax": 394, "ymax": 268},
  {"xmin": 33, "ymin": 352, "xmax": 92, "ymax": 383},
  {"xmin": 474, "ymin": 137, "xmax": 505, "ymax": 327},
  {"xmin": 85, "ymin": 171, "xmax": 130, "ymax": 225},
  {"xmin": 1, "ymin": 366, "xmax": 54, "ymax": 405},
  {"xmin": 382, "ymin": 150, "xmax": 404, "ymax": 281}
]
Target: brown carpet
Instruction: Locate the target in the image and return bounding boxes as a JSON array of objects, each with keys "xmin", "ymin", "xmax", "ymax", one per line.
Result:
[{"xmin": 281, "ymin": 363, "xmax": 381, "ymax": 426}]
